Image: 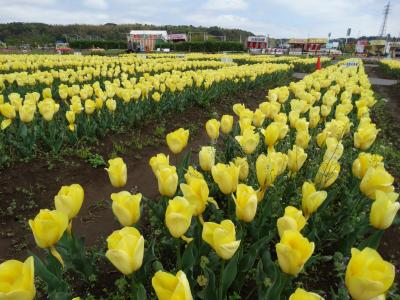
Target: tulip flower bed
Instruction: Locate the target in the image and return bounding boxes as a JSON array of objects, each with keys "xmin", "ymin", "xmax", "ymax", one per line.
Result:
[
  {"xmin": 0, "ymin": 53, "xmax": 293, "ymax": 163},
  {"xmin": 380, "ymin": 59, "xmax": 400, "ymax": 79},
  {"xmin": 2, "ymin": 58, "xmax": 398, "ymax": 300}
]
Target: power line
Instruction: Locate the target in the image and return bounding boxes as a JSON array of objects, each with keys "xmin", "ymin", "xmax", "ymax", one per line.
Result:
[{"xmin": 378, "ymin": 1, "xmax": 390, "ymax": 37}]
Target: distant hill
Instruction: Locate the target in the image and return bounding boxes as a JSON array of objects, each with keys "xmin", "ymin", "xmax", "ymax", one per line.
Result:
[{"xmin": 0, "ymin": 22, "xmax": 254, "ymax": 46}]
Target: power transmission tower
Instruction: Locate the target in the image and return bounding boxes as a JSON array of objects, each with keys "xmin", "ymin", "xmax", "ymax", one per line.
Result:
[{"xmin": 378, "ymin": 1, "xmax": 390, "ymax": 37}]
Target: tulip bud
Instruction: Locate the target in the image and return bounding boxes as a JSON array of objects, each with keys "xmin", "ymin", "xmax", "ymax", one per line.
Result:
[
  {"xmin": 0, "ymin": 103, "xmax": 16, "ymax": 119},
  {"xmin": 199, "ymin": 146, "xmax": 215, "ymax": 172},
  {"xmin": 277, "ymin": 206, "xmax": 306, "ymax": 238},
  {"xmin": 233, "ymin": 157, "xmax": 249, "ymax": 181},
  {"xmin": 29, "ymin": 209, "xmax": 69, "ymax": 249},
  {"xmin": 165, "ymin": 196, "xmax": 193, "ymax": 238},
  {"xmin": 289, "ymin": 288, "xmax": 324, "ymax": 300},
  {"xmin": 262, "ymin": 122, "xmax": 280, "ymax": 151},
  {"xmin": 345, "ymin": 248, "xmax": 395, "ymax": 300},
  {"xmin": 54, "ymin": 184, "xmax": 84, "ymax": 220},
  {"xmin": 323, "ymin": 137, "xmax": 343, "ymax": 162},
  {"xmin": 152, "ymin": 92, "xmax": 161, "ymax": 102},
  {"xmin": 202, "ymin": 220, "xmax": 240, "ymax": 260},
  {"xmin": 152, "ymin": 270, "xmax": 193, "ymax": 300},
  {"xmin": 166, "ymin": 128, "xmax": 189, "ymax": 154},
  {"xmin": 111, "ymin": 191, "xmax": 142, "ymax": 227},
  {"xmin": 84, "ymin": 99, "xmax": 96, "ymax": 115},
  {"xmin": 156, "ymin": 165, "xmax": 178, "ymax": 197},
  {"xmin": 233, "ymin": 184, "xmax": 258, "ymax": 222},
  {"xmin": 370, "ymin": 190, "xmax": 399, "ymax": 230},
  {"xmin": 105, "ymin": 157, "xmax": 127, "ymax": 188},
  {"xmin": 295, "ymin": 130, "xmax": 311, "ymax": 149},
  {"xmin": 0, "ymin": 257, "xmax": 36, "ymax": 300},
  {"xmin": 180, "ymin": 177, "xmax": 209, "ymax": 216},
  {"xmin": 276, "ymin": 230, "xmax": 315, "ymax": 276},
  {"xmin": 106, "ymin": 227, "xmax": 144, "ymax": 275},
  {"xmin": 289, "ymin": 111, "xmax": 300, "ymax": 128},
  {"xmin": 106, "ymin": 98, "xmax": 117, "ymax": 112},
  {"xmin": 205, "ymin": 119, "xmax": 220, "ymax": 141},
  {"xmin": 360, "ymin": 164, "xmax": 394, "ymax": 200},
  {"xmin": 19, "ymin": 104, "xmax": 36, "ymax": 123},
  {"xmin": 220, "ymin": 114, "xmax": 234, "ymax": 134},
  {"xmin": 314, "ymin": 160, "xmax": 340, "ymax": 189},
  {"xmin": 252, "ymin": 109, "xmax": 265, "ymax": 127},
  {"xmin": 211, "ymin": 162, "xmax": 240, "ymax": 195},
  {"xmin": 287, "ymin": 145, "xmax": 307, "ymax": 173}
]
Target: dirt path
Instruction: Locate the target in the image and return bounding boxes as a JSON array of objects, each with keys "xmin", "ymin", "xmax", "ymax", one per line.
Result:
[{"xmin": 0, "ymin": 85, "xmax": 276, "ymax": 262}]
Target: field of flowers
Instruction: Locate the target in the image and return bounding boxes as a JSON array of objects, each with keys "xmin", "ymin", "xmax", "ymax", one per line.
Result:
[
  {"xmin": 0, "ymin": 55, "xmax": 399, "ymax": 300},
  {"xmin": 380, "ymin": 59, "xmax": 400, "ymax": 79}
]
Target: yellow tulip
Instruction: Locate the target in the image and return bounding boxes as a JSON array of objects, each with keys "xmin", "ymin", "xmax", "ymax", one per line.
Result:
[
  {"xmin": 149, "ymin": 153, "xmax": 170, "ymax": 175},
  {"xmin": 211, "ymin": 162, "xmax": 240, "ymax": 194},
  {"xmin": 233, "ymin": 103, "xmax": 246, "ymax": 116},
  {"xmin": 235, "ymin": 128, "xmax": 260, "ymax": 155},
  {"xmin": 105, "ymin": 157, "xmax": 127, "ymax": 188},
  {"xmin": 0, "ymin": 103, "xmax": 16, "ymax": 119},
  {"xmin": 205, "ymin": 119, "xmax": 220, "ymax": 141},
  {"xmin": 370, "ymin": 190, "xmax": 399, "ymax": 230},
  {"xmin": 289, "ymin": 288, "xmax": 324, "ymax": 300},
  {"xmin": 360, "ymin": 165, "xmax": 394, "ymax": 200},
  {"xmin": 184, "ymin": 166, "xmax": 204, "ymax": 182},
  {"xmin": 19, "ymin": 104, "xmax": 36, "ymax": 123},
  {"xmin": 165, "ymin": 196, "xmax": 193, "ymax": 238},
  {"xmin": 220, "ymin": 114, "xmax": 234, "ymax": 134},
  {"xmin": 84, "ymin": 99, "xmax": 96, "ymax": 115},
  {"xmin": 111, "ymin": 191, "xmax": 142, "ymax": 226},
  {"xmin": 180, "ymin": 177, "xmax": 210, "ymax": 216},
  {"xmin": 38, "ymin": 99, "xmax": 58, "ymax": 121},
  {"xmin": 276, "ymin": 230, "xmax": 315, "ymax": 276},
  {"xmin": 277, "ymin": 206, "xmax": 306, "ymax": 238},
  {"xmin": 252, "ymin": 109, "xmax": 265, "ymax": 127},
  {"xmin": 352, "ymin": 152, "xmax": 383, "ymax": 179},
  {"xmin": 314, "ymin": 160, "xmax": 340, "ymax": 189},
  {"xmin": 106, "ymin": 227, "xmax": 144, "ymax": 275},
  {"xmin": 166, "ymin": 128, "xmax": 189, "ymax": 154},
  {"xmin": 301, "ymin": 183, "xmax": 327, "ymax": 219},
  {"xmin": 256, "ymin": 152, "xmax": 287, "ymax": 189},
  {"xmin": 156, "ymin": 165, "xmax": 178, "ymax": 197},
  {"xmin": 289, "ymin": 111, "xmax": 300, "ymax": 128},
  {"xmin": 54, "ymin": 184, "xmax": 84, "ymax": 220},
  {"xmin": 1, "ymin": 119, "xmax": 12, "ymax": 130},
  {"xmin": 262, "ymin": 122, "xmax": 280, "ymax": 151},
  {"xmin": 321, "ymin": 104, "xmax": 331, "ymax": 117},
  {"xmin": 65, "ymin": 110, "xmax": 75, "ymax": 125},
  {"xmin": 0, "ymin": 256, "xmax": 35, "ymax": 300},
  {"xmin": 308, "ymin": 106, "xmax": 321, "ymax": 129},
  {"xmin": 42, "ymin": 87, "xmax": 52, "ymax": 99},
  {"xmin": 152, "ymin": 270, "xmax": 193, "ymax": 300},
  {"xmin": 287, "ymin": 145, "xmax": 307, "ymax": 173},
  {"xmin": 323, "ymin": 137, "xmax": 343, "ymax": 162},
  {"xmin": 239, "ymin": 118, "xmax": 253, "ymax": 134},
  {"xmin": 199, "ymin": 146, "xmax": 215, "ymax": 172},
  {"xmin": 295, "ymin": 130, "xmax": 310, "ymax": 149},
  {"xmin": 9, "ymin": 93, "xmax": 22, "ymax": 111},
  {"xmin": 95, "ymin": 98, "xmax": 104, "ymax": 109},
  {"xmin": 233, "ymin": 184, "xmax": 258, "ymax": 222},
  {"xmin": 152, "ymin": 92, "xmax": 161, "ymax": 102},
  {"xmin": 29, "ymin": 209, "xmax": 68, "ymax": 249},
  {"xmin": 354, "ymin": 123, "xmax": 379, "ymax": 150},
  {"xmin": 202, "ymin": 219, "xmax": 240, "ymax": 260},
  {"xmin": 106, "ymin": 98, "xmax": 117, "ymax": 112},
  {"xmin": 274, "ymin": 112, "xmax": 288, "ymax": 124},
  {"xmin": 233, "ymin": 157, "xmax": 249, "ymax": 181},
  {"xmin": 295, "ymin": 118, "xmax": 309, "ymax": 132},
  {"xmin": 345, "ymin": 248, "xmax": 395, "ymax": 300}
]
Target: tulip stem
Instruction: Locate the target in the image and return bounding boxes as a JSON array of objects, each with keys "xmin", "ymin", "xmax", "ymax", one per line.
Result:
[
  {"xmin": 218, "ymin": 260, "xmax": 225, "ymax": 300},
  {"xmin": 176, "ymin": 239, "xmax": 182, "ymax": 270}
]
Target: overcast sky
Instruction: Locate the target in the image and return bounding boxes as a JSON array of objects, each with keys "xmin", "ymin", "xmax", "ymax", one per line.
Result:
[{"xmin": 0, "ymin": 0, "xmax": 398, "ymax": 38}]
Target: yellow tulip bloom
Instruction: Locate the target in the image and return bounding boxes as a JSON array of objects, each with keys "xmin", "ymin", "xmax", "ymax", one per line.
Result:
[
  {"xmin": 323, "ymin": 137, "xmax": 344, "ymax": 162},
  {"xmin": 29, "ymin": 209, "xmax": 68, "ymax": 249},
  {"xmin": 106, "ymin": 227, "xmax": 144, "ymax": 275},
  {"xmin": 166, "ymin": 128, "xmax": 189, "ymax": 154},
  {"xmin": 202, "ymin": 219, "xmax": 240, "ymax": 260},
  {"xmin": 211, "ymin": 162, "xmax": 240, "ymax": 194},
  {"xmin": 84, "ymin": 99, "xmax": 96, "ymax": 115},
  {"xmin": 252, "ymin": 109, "xmax": 265, "ymax": 127},
  {"xmin": 106, "ymin": 98, "xmax": 117, "ymax": 112},
  {"xmin": 345, "ymin": 248, "xmax": 395, "ymax": 300},
  {"xmin": 180, "ymin": 177, "xmax": 210, "ymax": 216},
  {"xmin": 276, "ymin": 230, "xmax": 315, "ymax": 276},
  {"xmin": 156, "ymin": 165, "xmax": 178, "ymax": 197},
  {"xmin": 301, "ymin": 181, "xmax": 327, "ymax": 217},
  {"xmin": 165, "ymin": 196, "xmax": 193, "ymax": 238},
  {"xmin": 277, "ymin": 206, "xmax": 306, "ymax": 238},
  {"xmin": 111, "ymin": 191, "xmax": 142, "ymax": 227},
  {"xmin": 152, "ymin": 270, "xmax": 193, "ymax": 300},
  {"xmin": 360, "ymin": 164, "xmax": 394, "ymax": 200},
  {"xmin": 0, "ymin": 103, "xmax": 16, "ymax": 119},
  {"xmin": 352, "ymin": 152, "xmax": 383, "ymax": 179},
  {"xmin": 0, "ymin": 256, "xmax": 35, "ymax": 300},
  {"xmin": 287, "ymin": 145, "xmax": 307, "ymax": 173},
  {"xmin": 314, "ymin": 160, "xmax": 340, "ymax": 189},
  {"xmin": 289, "ymin": 288, "xmax": 324, "ymax": 300},
  {"xmin": 235, "ymin": 128, "xmax": 260, "ymax": 155},
  {"xmin": 370, "ymin": 190, "xmax": 399, "ymax": 230},
  {"xmin": 19, "ymin": 104, "xmax": 36, "ymax": 123},
  {"xmin": 184, "ymin": 166, "xmax": 204, "ymax": 183},
  {"xmin": 199, "ymin": 146, "xmax": 215, "ymax": 172},
  {"xmin": 233, "ymin": 157, "xmax": 249, "ymax": 181},
  {"xmin": 262, "ymin": 122, "xmax": 280, "ymax": 151},
  {"xmin": 105, "ymin": 157, "xmax": 127, "ymax": 188},
  {"xmin": 354, "ymin": 123, "xmax": 379, "ymax": 150},
  {"xmin": 205, "ymin": 119, "xmax": 220, "ymax": 141},
  {"xmin": 54, "ymin": 183, "xmax": 84, "ymax": 220},
  {"xmin": 220, "ymin": 114, "xmax": 234, "ymax": 134},
  {"xmin": 233, "ymin": 184, "xmax": 258, "ymax": 222},
  {"xmin": 149, "ymin": 153, "xmax": 170, "ymax": 175}
]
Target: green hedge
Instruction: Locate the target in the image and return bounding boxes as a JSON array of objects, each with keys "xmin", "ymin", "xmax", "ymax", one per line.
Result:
[
  {"xmin": 69, "ymin": 40, "xmax": 127, "ymax": 49},
  {"xmin": 155, "ymin": 41, "xmax": 244, "ymax": 52}
]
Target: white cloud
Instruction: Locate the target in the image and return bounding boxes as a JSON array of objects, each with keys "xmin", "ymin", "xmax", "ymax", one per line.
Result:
[
  {"xmin": 83, "ymin": 0, "xmax": 107, "ymax": 10},
  {"xmin": 202, "ymin": 0, "xmax": 248, "ymax": 11}
]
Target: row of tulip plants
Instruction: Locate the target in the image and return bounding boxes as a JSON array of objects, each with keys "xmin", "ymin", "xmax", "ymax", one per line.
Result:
[
  {"xmin": 380, "ymin": 59, "xmax": 400, "ymax": 79},
  {"xmin": 1, "ymin": 58, "xmax": 397, "ymax": 299}
]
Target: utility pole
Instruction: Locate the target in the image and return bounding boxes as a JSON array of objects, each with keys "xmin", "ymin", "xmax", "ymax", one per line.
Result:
[{"xmin": 379, "ymin": 1, "xmax": 390, "ymax": 37}]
